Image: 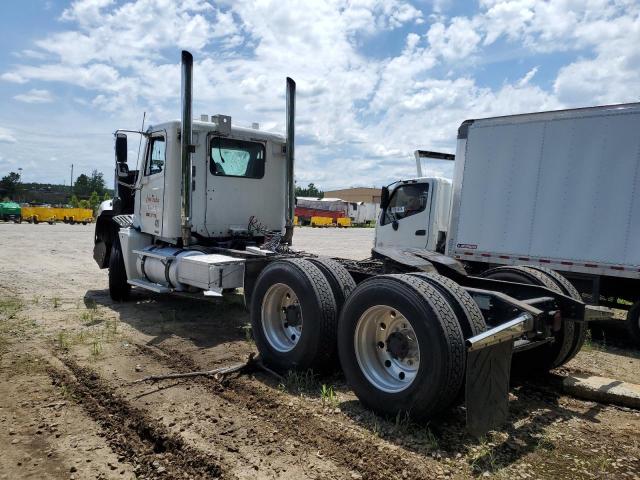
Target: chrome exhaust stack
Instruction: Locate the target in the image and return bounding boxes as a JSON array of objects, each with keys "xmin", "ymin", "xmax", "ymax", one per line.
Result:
[
  {"xmin": 180, "ymin": 50, "xmax": 193, "ymax": 247},
  {"xmin": 283, "ymin": 77, "xmax": 296, "ymax": 244}
]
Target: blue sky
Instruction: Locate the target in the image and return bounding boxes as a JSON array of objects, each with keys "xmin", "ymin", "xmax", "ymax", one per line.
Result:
[{"xmin": 1, "ymin": 0, "xmax": 639, "ymax": 189}]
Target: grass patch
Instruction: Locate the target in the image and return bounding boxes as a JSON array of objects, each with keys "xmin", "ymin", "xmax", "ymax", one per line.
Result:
[
  {"xmin": 90, "ymin": 337, "xmax": 103, "ymax": 359},
  {"xmin": 278, "ymin": 369, "xmax": 318, "ymax": 395},
  {"xmin": 0, "ymin": 297, "xmax": 23, "ymax": 320},
  {"xmin": 52, "ymin": 296, "xmax": 61, "ymax": 309},
  {"xmin": 0, "ymin": 297, "xmax": 25, "ymax": 356},
  {"xmin": 582, "ymin": 329, "xmax": 606, "ymax": 352},
  {"xmin": 320, "ymin": 384, "xmax": 339, "ymax": 409},
  {"xmin": 468, "ymin": 436, "xmax": 498, "ymax": 473}
]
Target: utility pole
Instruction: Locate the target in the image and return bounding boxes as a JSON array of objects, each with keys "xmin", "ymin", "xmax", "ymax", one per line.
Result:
[{"xmin": 70, "ymin": 164, "xmax": 74, "ymax": 193}]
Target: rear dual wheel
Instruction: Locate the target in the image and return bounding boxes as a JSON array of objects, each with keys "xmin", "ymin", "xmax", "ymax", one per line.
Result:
[
  {"xmin": 251, "ymin": 258, "xmax": 339, "ymax": 372},
  {"xmin": 338, "ymin": 274, "xmax": 467, "ymax": 419},
  {"xmin": 480, "ymin": 265, "xmax": 584, "ymax": 372}
]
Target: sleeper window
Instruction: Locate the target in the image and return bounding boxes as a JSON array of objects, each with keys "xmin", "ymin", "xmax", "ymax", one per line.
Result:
[{"xmin": 210, "ymin": 137, "xmax": 265, "ymax": 178}]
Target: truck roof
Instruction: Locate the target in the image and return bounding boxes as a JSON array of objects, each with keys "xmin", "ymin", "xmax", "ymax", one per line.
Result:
[
  {"xmin": 149, "ymin": 119, "xmax": 286, "ymax": 143},
  {"xmin": 458, "ymin": 102, "xmax": 640, "ymax": 139}
]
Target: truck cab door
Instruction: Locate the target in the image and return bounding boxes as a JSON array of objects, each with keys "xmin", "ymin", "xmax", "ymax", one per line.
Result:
[
  {"xmin": 138, "ymin": 132, "xmax": 166, "ymax": 236},
  {"xmin": 375, "ymin": 182, "xmax": 431, "ymax": 250}
]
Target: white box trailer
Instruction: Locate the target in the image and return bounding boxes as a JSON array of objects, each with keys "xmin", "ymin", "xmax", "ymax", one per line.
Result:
[
  {"xmin": 446, "ymin": 103, "xmax": 640, "ymax": 342},
  {"xmin": 448, "ymin": 103, "xmax": 640, "ymax": 275}
]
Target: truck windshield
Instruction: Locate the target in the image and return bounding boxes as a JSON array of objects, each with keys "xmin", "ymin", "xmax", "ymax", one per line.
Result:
[
  {"xmin": 210, "ymin": 137, "xmax": 265, "ymax": 179},
  {"xmin": 382, "ymin": 183, "xmax": 429, "ymax": 225}
]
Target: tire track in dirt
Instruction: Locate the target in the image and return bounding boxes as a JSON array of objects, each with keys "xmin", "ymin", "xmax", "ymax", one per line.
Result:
[
  {"xmin": 137, "ymin": 343, "xmax": 439, "ymax": 480},
  {"xmin": 47, "ymin": 356, "xmax": 227, "ymax": 479}
]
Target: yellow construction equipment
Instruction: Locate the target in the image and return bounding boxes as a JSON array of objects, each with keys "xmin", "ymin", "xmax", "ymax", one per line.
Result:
[
  {"xmin": 336, "ymin": 217, "xmax": 351, "ymax": 228},
  {"xmin": 310, "ymin": 216, "xmax": 333, "ymax": 227},
  {"xmin": 21, "ymin": 206, "xmax": 57, "ymax": 224},
  {"xmin": 60, "ymin": 208, "xmax": 94, "ymax": 224},
  {"xmin": 20, "ymin": 206, "xmax": 94, "ymax": 225}
]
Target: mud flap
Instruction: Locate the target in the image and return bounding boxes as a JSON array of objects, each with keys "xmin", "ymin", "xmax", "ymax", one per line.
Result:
[{"xmin": 465, "ymin": 340, "xmax": 513, "ymax": 437}]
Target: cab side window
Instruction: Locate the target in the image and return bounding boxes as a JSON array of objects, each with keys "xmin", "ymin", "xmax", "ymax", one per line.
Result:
[
  {"xmin": 146, "ymin": 136, "xmax": 166, "ymax": 175},
  {"xmin": 381, "ymin": 183, "xmax": 429, "ymax": 225}
]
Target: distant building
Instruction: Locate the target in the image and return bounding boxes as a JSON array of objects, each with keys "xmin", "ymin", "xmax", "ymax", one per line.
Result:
[{"xmin": 323, "ymin": 187, "xmax": 381, "ymax": 204}]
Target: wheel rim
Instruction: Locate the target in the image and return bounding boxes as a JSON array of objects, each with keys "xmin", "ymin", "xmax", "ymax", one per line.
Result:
[
  {"xmin": 261, "ymin": 283, "xmax": 303, "ymax": 352},
  {"xmin": 354, "ymin": 305, "xmax": 420, "ymax": 393}
]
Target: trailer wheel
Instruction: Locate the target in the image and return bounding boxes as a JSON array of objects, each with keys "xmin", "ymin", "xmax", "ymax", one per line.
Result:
[
  {"xmin": 627, "ymin": 301, "xmax": 640, "ymax": 346},
  {"xmin": 522, "ymin": 265, "xmax": 586, "ymax": 365},
  {"xmin": 410, "ymin": 272, "xmax": 486, "ymax": 338},
  {"xmin": 338, "ymin": 274, "xmax": 464, "ymax": 419},
  {"xmin": 307, "ymin": 257, "xmax": 357, "ymax": 313},
  {"xmin": 251, "ymin": 258, "xmax": 338, "ymax": 372},
  {"xmin": 108, "ymin": 239, "xmax": 130, "ymax": 301},
  {"xmin": 480, "ymin": 266, "xmax": 574, "ymax": 372}
]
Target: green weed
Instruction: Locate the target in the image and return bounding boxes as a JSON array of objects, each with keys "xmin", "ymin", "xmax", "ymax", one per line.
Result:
[
  {"xmin": 52, "ymin": 297, "xmax": 61, "ymax": 309},
  {"xmin": 320, "ymin": 384, "xmax": 338, "ymax": 409},
  {"xmin": 91, "ymin": 337, "xmax": 103, "ymax": 358},
  {"xmin": 56, "ymin": 331, "xmax": 70, "ymax": 351}
]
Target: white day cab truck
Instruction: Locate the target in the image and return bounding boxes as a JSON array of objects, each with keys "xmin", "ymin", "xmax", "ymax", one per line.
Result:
[
  {"xmin": 376, "ymin": 105, "xmax": 640, "ymax": 346},
  {"xmin": 94, "ymin": 51, "xmax": 601, "ymax": 436}
]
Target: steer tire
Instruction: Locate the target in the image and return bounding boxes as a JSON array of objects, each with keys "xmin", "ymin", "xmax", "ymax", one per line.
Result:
[
  {"xmin": 307, "ymin": 257, "xmax": 357, "ymax": 313},
  {"xmin": 251, "ymin": 258, "xmax": 338, "ymax": 373},
  {"xmin": 338, "ymin": 274, "xmax": 465, "ymax": 420},
  {"xmin": 411, "ymin": 272, "xmax": 486, "ymax": 338},
  {"xmin": 522, "ymin": 265, "xmax": 586, "ymax": 365},
  {"xmin": 480, "ymin": 265, "xmax": 573, "ymax": 373},
  {"xmin": 108, "ymin": 239, "xmax": 131, "ymax": 301}
]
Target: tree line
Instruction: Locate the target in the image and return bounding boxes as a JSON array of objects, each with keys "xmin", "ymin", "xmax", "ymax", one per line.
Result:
[{"xmin": 0, "ymin": 169, "xmax": 113, "ymax": 212}]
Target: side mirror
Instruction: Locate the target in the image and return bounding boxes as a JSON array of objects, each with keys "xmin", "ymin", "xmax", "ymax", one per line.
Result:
[
  {"xmin": 380, "ymin": 186, "xmax": 390, "ymax": 210},
  {"xmin": 115, "ymin": 133, "xmax": 127, "ymax": 164}
]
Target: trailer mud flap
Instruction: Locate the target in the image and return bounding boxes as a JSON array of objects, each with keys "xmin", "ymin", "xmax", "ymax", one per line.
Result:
[{"xmin": 465, "ymin": 340, "xmax": 513, "ymax": 437}]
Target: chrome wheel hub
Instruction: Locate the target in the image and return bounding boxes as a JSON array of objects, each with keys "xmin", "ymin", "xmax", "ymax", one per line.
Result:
[
  {"xmin": 354, "ymin": 305, "xmax": 420, "ymax": 393},
  {"xmin": 261, "ymin": 283, "xmax": 302, "ymax": 352}
]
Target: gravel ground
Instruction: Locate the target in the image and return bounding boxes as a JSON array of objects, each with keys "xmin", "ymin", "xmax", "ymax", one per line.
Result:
[
  {"xmin": 293, "ymin": 227, "xmax": 374, "ymax": 259},
  {"xmin": 0, "ymin": 222, "xmax": 638, "ymax": 480}
]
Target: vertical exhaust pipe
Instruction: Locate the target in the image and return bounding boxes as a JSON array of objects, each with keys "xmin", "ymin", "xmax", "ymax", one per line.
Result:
[
  {"xmin": 180, "ymin": 50, "xmax": 193, "ymax": 246},
  {"xmin": 283, "ymin": 77, "xmax": 296, "ymax": 244}
]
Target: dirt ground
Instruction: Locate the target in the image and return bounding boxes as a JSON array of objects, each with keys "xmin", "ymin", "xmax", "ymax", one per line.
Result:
[{"xmin": 0, "ymin": 222, "xmax": 639, "ymax": 480}]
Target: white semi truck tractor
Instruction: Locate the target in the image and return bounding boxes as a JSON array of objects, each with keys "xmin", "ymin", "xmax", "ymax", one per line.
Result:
[
  {"xmin": 376, "ymin": 104, "xmax": 640, "ymax": 346},
  {"xmin": 93, "ymin": 51, "xmax": 599, "ymax": 436}
]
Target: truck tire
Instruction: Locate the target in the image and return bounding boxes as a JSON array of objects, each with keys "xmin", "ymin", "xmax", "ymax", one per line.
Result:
[
  {"xmin": 108, "ymin": 239, "xmax": 131, "ymax": 301},
  {"xmin": 251, "ymin": 258, "xmax": 338, "ymax": 372},
  {"xmin": 410, "ymin": 272, "xmax": 486, "ymax": 338},
  {"xmin": 627, "ymin": 301, "xmax": 640, "ymax": 346},
  {"xmin": 307, "ymin": 257, "xmax": 357, "ymax": 313},
  {"xmin": 337, "ymin": 274, "xmax": 465, "ymax": 420},
  {"xmin": 480, "ymin": 266, "xmax": 573, "ymax": 372},
  {"xmin": 522, "ymin": 265, "xmax": 586, "ymax": 365}
]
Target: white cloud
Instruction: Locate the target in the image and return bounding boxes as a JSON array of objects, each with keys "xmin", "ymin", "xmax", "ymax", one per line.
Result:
[
  {"xmin": 14, "ymin": 89, "xmax": 54, "ymax": 104},
  {"xmin": 0, "ymin": 127, "xmax": 17, "ymax": 143},
  {"xmin": 1, "ymin": 72, "xmax": 28, "ymax": 83},
  {"xmin": 0, "ymin": 0, "xmax": 638, "ymax": 188},
  {"xmin": 427, "ymin": 16, "xmax": 482, "ymax": 61}
]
